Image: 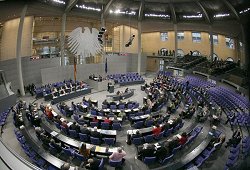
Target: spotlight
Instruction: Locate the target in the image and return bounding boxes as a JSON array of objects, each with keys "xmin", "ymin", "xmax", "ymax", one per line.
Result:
[{"xmin": 125, "ymin": 34, "xmax": 135, "ymax": 47}]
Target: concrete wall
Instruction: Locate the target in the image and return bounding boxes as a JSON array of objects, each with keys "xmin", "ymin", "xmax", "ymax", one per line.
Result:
[
  {"xmin": 0, "ymin": 17, "xmax": 33, "ymax": 61},
  {"xmin": 0, "ymin": 57, "xmax": 60, "ymax": 92}
]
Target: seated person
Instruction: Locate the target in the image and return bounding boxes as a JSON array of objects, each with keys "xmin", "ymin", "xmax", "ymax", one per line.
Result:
[
  {"xmin": 90, "ymin": 126, "xmax": 102, "ymax": 139},
  {"xmin": 144, "ymin": 116, "xmax": 153, "ymax": 127},
  {"xmin": 124, "ymin": 88, "xmax": 129, "ymax": 93},
  {"xmin": 79, "ymin": 142, "xmax": 91, "ymax": 159},
  {"xmin": 92, "ymin": 116, "xmax": 99, "ymax": 123},
  {"xmin": 112, "ymin": 115, "xmax": 120, "ymax": 123},
  {"xmin": 104, "ymin": 116, "xmax": 112, "ymax": 124},
  {"xmin": 152, "ymin": 124, "xmax": 162, "ymax": 137},
  {"xmin": 80, "ymin": 124, "xmax": 91, "ymax": 135},
  {"xmin": 168, "ymin": 136, "xmax": 180, "ymax": 152},
  {"xmin": 131, "ymin": 130, "xmax": 142, "ymax": 140},
  {"xmin": 138, "ymin": 143, "xmax": 156, "ymax": 159},
  {"xmin": 70, "ymin": 121, "xmax": 80, "ymax": 133},
  {"xmin": 85, "ymin": 158, "xmax": 101, "ymax": 170},
  {"xmin": 61, "ymin": 163, "xmax": 70, "ymax": 170},
  {"xmin": 155, "ymin": 142, "xmax": 171, "ymax": 161},
  {"xmin": 116, "ymin": 91, "xmax": 121, "ymax": 95},
  {"xmin": 50, "ymin": 139, "xmax": 62, "ymax": 152},
  {"xmin": 225, "ymin": 129, "xmax": 242, "ymax": 148},
  {"xmin": 109, "ymin": 147, "xmax": 126, "ymax": 163},
  {"xmin": 71, "ymin": 101, "xmax": 77, "ymax": 111},
  {"xmin": 178, "ymin": 132, "xmax": 188, "ymax": 145},
  {"xmin": 61, "ymin": 119, "xmax": 69, "ymax": 129},
  {"xmin": 208, "ymin": 134, "xmax": 226, "ymax": 148}
]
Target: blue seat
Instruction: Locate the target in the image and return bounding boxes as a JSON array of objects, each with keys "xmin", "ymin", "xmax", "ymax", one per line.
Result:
[
  {"xmin": 164, "ymin": 128, "xmax": 171, "ymax": 137},
  {"xmin": 75, "ymin": 151, "xmax": 86, "ymax": 161},
  {"xmin": 79, "ymin": 133, "xmax": 89, "ymax": 142},
  {"xmin": 144, "ymin": 135, "xmax": 154, "ymax": 143},
  {"xmin": 90, "ymin": 137, "xmax": 101, "ymax": 145},
  {"xmin": 62, "ymin": 147, "xmax": 75, "ymax": 158},
  {"xmin": 143, "ymin": 156, "xmax": 156, "ymax": 165},
  {"xmin": 54, "ymin": 122, "xmax": 61, "ymax": 130},
  {"xmin": 194, "ymin": 155, "xmax": 205, "ymax": 168},
  {"xmin": 110, "ymin": 105, "xmax": 117, "ymax": 110},
  {"xmin": 60, "ymin": 125, "xmax": 68, "ymax": 135},
  {"xmin": 172, "ymin": 145, "xmax": 182, "ymax": 155},
  {"xmin": 69, "ymin": 129, "xmax": 78, "ymax": 138},
  {"xmin": 90, "ymin": 122, "xmax": 98, "ymax": 128},
  {"xmin": 49, "ymin": 143, "xmax": 57, "ymax": 154},
  {"xmin": 112, "ymin": 123, "xmax": 122, "ymax": 130},
  {"xmin": 109, "ymin": 159, "xmax": 122, "ymax": 167},
  {"xmin": 132, "ymin": 137, "xmax": 143, "ymax": 145},
  {"xmin": 101, "ymin": 122, "xmax": 110, "ymax": 130},
  {"xmin": 154, "ymin": 131, "xmax": 164, "ymax": 140},
  {"xmin": 145, "ymin": 120, "xmax": 154, "ymax": 127},
  {"xmin": 119, "ymin": 104, "xmax": 125, "ymax": 110},
  {"xmin": 159, "ymin": 154, "xmax": 174, "ymax": 164},
  {"xmin": 98, "ymin": 158, "xmax": 104, "ymax": 170},
  {"xmin": 133, "ymin": 121, "xmax": 144, "ymax": 129},
  {"xmin": 104, "ymin": 138, "xmax": 115, "ymax": 146}
]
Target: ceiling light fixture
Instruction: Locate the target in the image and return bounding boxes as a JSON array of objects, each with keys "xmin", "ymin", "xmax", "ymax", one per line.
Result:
[
  {"xmin": 214, "ymin": 13, "xmax": 230, "ymax": 18},
  {"xmin": 145, "ymin": 13, "xmax": 170, "ymax": 18},
  {"xmin": 239, "ymin": 8, "xmax": 250, "ymax": 14},
  {"xmin": 109, "ymin": 9, "xmax": 136, "ymax": 15},
  {"xmin": 76, "ymin": 4, "xmax": 101, "ymax": 12},
  {"xmin": 52, "ymin": 0, "xmax": 65, "ymax": 5},
  {"xmin": 183, "ymin": 14, "xmax": 202, "ymax": 18}
]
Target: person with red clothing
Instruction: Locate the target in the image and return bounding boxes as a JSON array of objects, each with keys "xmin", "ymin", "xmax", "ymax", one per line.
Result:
[
  {"xmin": 178, "ymin": 132, "xmax": 188, "ymax": 145},
  {"xmin": 152, "ymin": 124, "xmax": 162, "ymax": 137},
  {"xmin": 61, "ymin": 120, "xmax": 68, "ymax": 129},
  {"xmin": 104, "ymin": 116, "xmax": 111, "ymax": 124},
  {"xmin": 47, "ymin": 108, "xmax": 53, "ymax": 120},
  {"xmin": 92, "ymin": 116, "xmax": 99, "ymax": 123}
]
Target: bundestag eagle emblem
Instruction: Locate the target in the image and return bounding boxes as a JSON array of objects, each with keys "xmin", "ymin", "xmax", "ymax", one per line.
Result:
[{"xmin": 68, "ymin": 27, "xmax": 103, "ymax": 57}]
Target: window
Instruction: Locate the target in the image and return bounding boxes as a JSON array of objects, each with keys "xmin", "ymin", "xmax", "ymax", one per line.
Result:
[
  {"xmin": 209, "ymin": 34, "xmax": 219, "ymax": 45},
  {"xmin": 225, "ymin": 37, "xmax": 234, "ymax": 49},
  {"xmin": 192, "ymin": 32, "xmax": 201, "ymax": 42},
  {"xmin": 177, "ymin": 32, "xmax": 184, "ymax": 41},
  {"xmin": 160, "ymin": 32, "xmax": 168, "ymax": 41}
]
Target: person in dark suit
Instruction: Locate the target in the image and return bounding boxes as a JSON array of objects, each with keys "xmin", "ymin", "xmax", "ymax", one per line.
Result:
[
  {"xmin": 155, "ymin": 142, "xmax": 171, "ymax": 161},
  {"xmin": 90, "ymin": 126, "xmax": 102, "ymax": 139},
  {"xmin": 85, "ymin": 158, "xmax": 101, "ymax": 170},
  {"xmin": 50, "ymin": 139, "xmax": 62, "ymax": 152},
  {"xmin": 168, "ymin": 137, "xmax": 180, "ymax": 152},
  {"xmin": 80, "ymin": 124, "xmax": 91, "ymax": 135},
  {"xmin": 138, "ymin": 143, "xmax": 156, "ymax": 159},
  {"xmin": 70, "ymin": 122, "xmax": 80, "ymax": 133},
  {"xmin": 131, "ymin": 130, "xmax": 142, "ymax": 140}
]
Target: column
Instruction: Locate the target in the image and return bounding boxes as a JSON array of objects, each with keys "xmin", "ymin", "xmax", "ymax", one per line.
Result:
[
  {"xmin": 137, "ymin": 21, "xmax": 142, "ymax": 73},
  {"xmin": 60, "ymin": 13, "xmax": 66, "ymax": 66},
  {"xmin": 209, "ymin": 25, "xmax": 214, "ymax": 61},
  {"xmin": 240, "ymin": 24, "xmax": 246, "ymax": 69},
  {"xmin": 16, "ymin": 5, "xmax": 28, "ymax": 96},
  {"xmin": 174, "ymin": 24, "xmax": 178, "ymax": 63}
]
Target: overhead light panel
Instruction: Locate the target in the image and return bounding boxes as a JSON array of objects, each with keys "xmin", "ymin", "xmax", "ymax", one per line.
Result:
[
  {"xmin": 52, "ymin": 0, "xmax": 65, "ymax": 5},
  {"xmin": 213, "ymin": 13, "xmax": 230, "ymax": 18},
  {"xmin": 239, "ymin": 8, "xmax": 250, "ymax": 14},
  {"xmin": 183, "ymin": 14, "xmax": 202, "ymax": 18},
  {"xmin": 145, "ymin": 13, "xmax": 170, "ymax": 19},
  {"xmin": 76, "ymin": 4, "xmax": 101, "ymax": 12}
]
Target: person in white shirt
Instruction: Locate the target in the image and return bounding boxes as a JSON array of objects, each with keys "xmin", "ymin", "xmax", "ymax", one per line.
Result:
[{"xmin": 109, "ymin": 147, "xmax": 126, "ymax": 164}]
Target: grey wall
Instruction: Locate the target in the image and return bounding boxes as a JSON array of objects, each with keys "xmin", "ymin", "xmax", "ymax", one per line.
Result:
[
  {"xmin": 0, "ymin": 57, "xmax": 60, "ymax": 92},
  {"xmin": 0, "ymin": 54, "xmax": 146, "ymax": 91},
  {"xmin": 0, "ymin": 94, "xmax": 17, "ymax": 113}
]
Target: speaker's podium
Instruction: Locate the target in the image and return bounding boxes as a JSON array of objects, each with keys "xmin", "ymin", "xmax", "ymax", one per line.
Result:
[{"xmin": 108, "ymin": 85, "xmax": 114, "ymax": 93}]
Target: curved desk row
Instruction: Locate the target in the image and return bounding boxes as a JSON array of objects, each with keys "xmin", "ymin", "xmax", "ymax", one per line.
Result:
[
  {"xmin": 20, "ymin": 126, "xmax": 76, "ymax": 170},
  {"xmin": 152, "ymin": 130, "xmax": 213, "ymax": 170},
  {"xmin": 40, "ymin": 120, "xmax": 118, "ymax": 156},
  {"xmin": 46, "ymin": 88, "xmax": 92, "ymax": 105},
  {"xmin": 107, "ymin": 90, "xmax": 135, "ymax": 101}
]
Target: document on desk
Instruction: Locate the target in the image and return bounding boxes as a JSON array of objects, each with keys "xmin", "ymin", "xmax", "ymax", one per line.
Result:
[
  {"xmin": 95, "ymin": 146, "xmax": 106, "ymax": 153},
  {"xmin": 50, "ymin": 131, "xmax": 58, "ymax": 137}
]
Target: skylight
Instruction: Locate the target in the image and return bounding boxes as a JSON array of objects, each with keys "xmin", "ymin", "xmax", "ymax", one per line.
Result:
[{"xmin": 76, "ymin": 4, "xmax": 101, "ymax": 12}]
